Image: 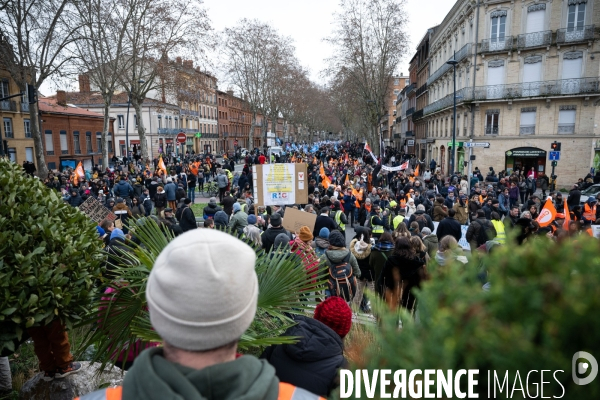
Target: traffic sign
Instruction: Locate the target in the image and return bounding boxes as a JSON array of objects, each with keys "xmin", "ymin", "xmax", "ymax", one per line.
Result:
[
  {"xmin": 465, "ymin": 142, "xmax": 490, "ymax": 148},
  {"xmin": 176, "ymin": 132, "xmax": 186, "ymax": 144},
  {"xmin": 549, "ymin": 151, "xmax": 560, "ymax": 161}
]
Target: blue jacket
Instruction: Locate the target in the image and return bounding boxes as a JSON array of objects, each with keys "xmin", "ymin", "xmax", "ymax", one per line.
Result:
[
  {"xmin": 342, "ymin": 194, "xmax": 356, "ymax": 211},
  {"xmin": 114, "ymin": 180, "xmax": 133, "ymax": 198},
  {"xmin": 164, "ymin": 182, "xmax": 177, "ymax": 201}
]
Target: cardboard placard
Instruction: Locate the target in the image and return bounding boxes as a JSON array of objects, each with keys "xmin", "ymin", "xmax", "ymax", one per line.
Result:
[
  {"xmin": 253, "ymin": 163, "xmax": 308, "ymax": 207},
  {"xmin": 282, "ymin": 207, "xmax": 317, "ymax": 234},
  {"xmin": 79, "ymin": 197, "xmax": 117, "ymax": 223}
]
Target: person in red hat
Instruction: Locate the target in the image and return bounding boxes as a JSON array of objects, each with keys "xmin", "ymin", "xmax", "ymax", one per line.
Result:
[{"xmin": 261, "ymin": 297, "xmax": 352, "ymax": 397}]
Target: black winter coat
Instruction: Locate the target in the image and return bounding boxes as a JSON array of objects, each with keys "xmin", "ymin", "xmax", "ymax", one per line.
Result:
[
  {"xmin": 436, "ymin": 217, "xmax": 462, "ymax": 242},
  {"xmin": 261, "ymin": 315, "xmax": 347, "ymax": 397},
  {"xmin": 179, "ymin": 207, "xmax": 197, "ymax": 232}
]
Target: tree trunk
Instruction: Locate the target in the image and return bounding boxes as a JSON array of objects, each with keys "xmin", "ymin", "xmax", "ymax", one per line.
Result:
[
  {"xmin": 101, "ymin": 98, "xmax": 112, "ymax": 168},
  {"xmin": 131, "ymin": 99, "xmax": 148, "ymax": 162},
  {"xmin": 250, "ymin": 112, "xmax": 256, "ymax": 150},
  {"xmin": 28, "ymin": 101, "xmax": 48, "ymax": 179}
]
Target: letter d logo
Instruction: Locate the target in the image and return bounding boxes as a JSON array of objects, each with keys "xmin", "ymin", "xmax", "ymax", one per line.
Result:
[{"xmin": 572, "ymin": 351, "xmax": 598, "ymax": 385}]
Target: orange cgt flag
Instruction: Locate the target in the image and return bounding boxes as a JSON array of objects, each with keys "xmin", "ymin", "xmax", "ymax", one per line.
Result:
[
  {"xmin": 75, "ymin": 161, "xmax": 85, "ymax": 178},
  {"xmin": 536, "ymin": 197, "xmax": 557, "ymax": 227},
  {"xmin": 158, "ymin": 155, "xmax": 167, "ymax": 176},
  {"xmin": 413, "ymin": 164, "xmax": 420, "ymax": 177},
  {"xmin": 563, "ymin": 199, "xmax": 571, "ymax": 230}
]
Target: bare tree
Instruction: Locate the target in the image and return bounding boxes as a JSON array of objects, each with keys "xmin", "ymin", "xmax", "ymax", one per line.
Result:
[
  {"xmin": 118, "ymin": 0, "xmax": 211, "ymax": 161},
  {"xmin": 0, "ymin": 0, "xmax": 81, "ymax": 178},
  {"xmin": 222, "ymin": 19, "xmax": 295, "ymax": 149},
  {"xmin": 326, "ymin": 0, "xmax": 409, "ymax": 155},
  {"xmin": 73, "ymin": 0, "xmax": 133, "ymax": 168}
]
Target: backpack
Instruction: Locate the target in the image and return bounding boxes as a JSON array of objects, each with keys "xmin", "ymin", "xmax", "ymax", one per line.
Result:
[
  {"xmin": 474, "ymin": 220, "xmax": 494, "ymax": 247},
  {"xmin": 326, "ymin": 252, "xmax": 357, "ymax": 302}
]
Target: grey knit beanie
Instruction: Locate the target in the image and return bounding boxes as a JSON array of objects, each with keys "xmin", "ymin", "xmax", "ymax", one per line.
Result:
[{"xmin": 146, "ymin": 229, "xmax": 258, "ymax": 351}]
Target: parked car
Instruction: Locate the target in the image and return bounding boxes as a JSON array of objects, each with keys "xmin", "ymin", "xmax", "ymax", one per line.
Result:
[{"xmin": 580, "ymin": 184, "xmax": 600, "ymax": 204}]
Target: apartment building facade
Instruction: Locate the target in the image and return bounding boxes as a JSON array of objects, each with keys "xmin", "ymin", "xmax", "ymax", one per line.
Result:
[
  {"xmin": 422, "ymin": 0, "xmax": 599, "ymax": 184},
  {"xmin": 0, "ymin": 69, "xmax": 35, "ymax": 165},
  {"xmin": 39, "ymin": 93, "xmax": 115, "ymax": 170}
]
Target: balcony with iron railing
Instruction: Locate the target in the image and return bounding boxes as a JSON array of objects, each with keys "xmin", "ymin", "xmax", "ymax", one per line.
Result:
[
  {"xmin": 20, "ymin": 101, "xmax": 30, "ymax": 112},
  {"xmin": 416, "ymin": 83, "xmax": 428, "ymax": 97},
  {"xmin": 557, "ymin": 25, "xmax": 595, "ymax": 45},
  {"xmin": 0, "ymin": 100, "xmax": 17, "ymax": 111},
  {"xmin": 412, "ymin": 109, "xmax": 424, "ymax": 120},
  {"xmin": 406, "ymin": 107, "xmax": 415, "ymax": 116},
  {"xmin": 426, "ymin": 43, "xmax": 471, "ymax": 86},
  {"xmin": 405, "ymin": 130, "xmax": 414, "ymax": 137},
  {"xmin": 423, "ymin": 77, "xmax": 600, "ymax": 116},
  {"xmin": 517, "ymin": 30, "xmax": 552, "ymax": 50},
  {"xmin": 519, "ymin": 125, "xmax": 535, "ymax": 135},
  {"xmin": 405, "ymin": 83, "xmax": 416, "ymax": 95},
  {"xmin": 480, "ymin": 36, "xmax": 514, "ymax": 53},
  {"xmin": 558, "ymin": 123, "xmax": 575, "ymax": 134}
]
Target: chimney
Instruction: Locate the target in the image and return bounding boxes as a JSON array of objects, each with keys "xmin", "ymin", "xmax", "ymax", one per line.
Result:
[
  {"xmin": 78, "ymin": 74, "xmax": 90, "ymax": 92},
  {"xmin": 57, "ymin": 90, "xmax": 67, "ymax": 106},
  {"xmin": 227, "ymin": 90, "xmax": 234, "ymax": 97},
  {"xmin": 183, "ymin": 60, "xmax": 193, "ymax": 69},
  {"xmin": 176, "ymin": 57, "xmax": 182, "ymax": 65}
]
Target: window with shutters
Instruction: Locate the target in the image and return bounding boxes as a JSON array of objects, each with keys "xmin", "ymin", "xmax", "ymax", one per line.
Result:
[
  {"xmin": 96, "ymin": 132, "xmax": 102, "ymax": 152},
  {"xmin": 485, "ymin": 110, "xmax": 500, "ymax": 135},
  {"xmin": 558, "ymin": 107, "xmax": 576, "ymax": 134},
  {"xmin": 490, "ymin": 11, "xmax": 507, "ymax": 51},
  {"xmin": 3, "ymin": 118, "xmax": 13, "ymax": 138},
  {"xmin": 86, "ymin": 131, "xmax": 93, "ymax": 153},
  {"xmin": 520, "ymin": 108, "xmax": 536, "ymax": 135},
  {"xmin": 24, "ymin": 119, "xmax": 31, "ymax": 137},
  {"xmin": 567, "ymin": 1, "xmax": 586, "ymax": 32},
  {"xmin": 562, "ymin": 52, "xmax": 583, "ymax": 94},
  {"xmin": 486, "ymin": 61, "xmax": 505, "ymax": 99},
  {"xmin": 73, "ymin": 131, "xmax": 81, "ymax": 154},
  {"xmin": 45, "ymin": 130, "xmax": 54, "ymax": 155},
  {"xmin": 523, "ymin": 56, "xmax": 542, "ymax": 96},
  {"xmin": 60, "ymin": 130, "xmax": 68, "ymax": 154}
]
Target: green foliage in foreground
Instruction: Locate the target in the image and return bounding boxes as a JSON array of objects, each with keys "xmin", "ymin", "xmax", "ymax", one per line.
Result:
[
  {"xmin": 0, "ymin": 159, "xmax": 104, "ymax": 356},
  {"xmin": 358, "ymin": 237, "xmax": 600, "ymax": 399},
  {"xmin": 77, "ymin": 219, "xmax": 328, "ymax": 368}
]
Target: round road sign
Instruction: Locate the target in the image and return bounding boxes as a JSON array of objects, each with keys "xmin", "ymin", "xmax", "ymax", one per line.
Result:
[{"xmin": 176, "ymin": 132, "xmax": 186, "ymax": 144}]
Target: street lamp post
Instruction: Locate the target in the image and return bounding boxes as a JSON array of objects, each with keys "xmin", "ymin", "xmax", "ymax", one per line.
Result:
[{"xmin": 447, "ymin": 52, "xmax": 458, "ymax": 177}]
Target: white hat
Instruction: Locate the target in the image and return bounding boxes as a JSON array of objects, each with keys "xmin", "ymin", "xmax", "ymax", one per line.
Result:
[{"xmin": 146, "ymin": 230, "xmax": 258, "ymax": 351}]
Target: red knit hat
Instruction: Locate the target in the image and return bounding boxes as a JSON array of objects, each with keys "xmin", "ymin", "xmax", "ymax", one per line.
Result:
[{"xmin": 314, "ymin": 297, "xmax": 352, "ymax": 338}]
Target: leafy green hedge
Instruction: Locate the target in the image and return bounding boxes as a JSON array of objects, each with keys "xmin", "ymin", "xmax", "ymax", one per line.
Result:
[
  {"xmin": 0, "ymin": 158, "xmax": 104, "ymax": 355},
  {"xmin": 360, "ymin": 237, "xmax": 600, "ymax": 399}
]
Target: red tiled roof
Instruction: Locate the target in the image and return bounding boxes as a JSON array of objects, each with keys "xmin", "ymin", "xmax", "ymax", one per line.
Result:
[
  {"xmin": 49, "ymin": 91, "xmax": 178, "ymax": 108},
  {"xmin": 38, "ymin": 96, "xmax": 106, "ymax": 118}
]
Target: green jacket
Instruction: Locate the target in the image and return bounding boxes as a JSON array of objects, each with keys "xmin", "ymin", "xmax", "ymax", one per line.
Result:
[
  {"xmin": 122, "ymin": 347, "xmax": 280, "ymax": 400},
  {"xmin": 229, "ymin": 210, "xmax": 249, "ymax": 234}
]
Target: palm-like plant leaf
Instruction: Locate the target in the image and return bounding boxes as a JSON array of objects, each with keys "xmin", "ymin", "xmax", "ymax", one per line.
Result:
[{"xmin": 77, "ymin": 217, "xmax": 328, "ymax": 367}]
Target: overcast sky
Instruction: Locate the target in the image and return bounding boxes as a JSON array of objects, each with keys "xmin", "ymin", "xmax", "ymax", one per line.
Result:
[
  {"xmin": 207, "ymin": 0, "xmax": 456, "ymax": 87},
  {"xmin": 42, "ymin": 0, "xmax": 455, "ymax": 95}
]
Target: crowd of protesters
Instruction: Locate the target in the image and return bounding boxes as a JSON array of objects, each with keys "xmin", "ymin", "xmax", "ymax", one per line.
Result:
[{"xmin": 10, "ymin": 141, "xmax": 599, "ymax": 399}]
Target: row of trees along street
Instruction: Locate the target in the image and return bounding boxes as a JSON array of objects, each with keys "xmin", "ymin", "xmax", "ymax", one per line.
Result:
[{"xmin": 0, "ymin": 0, "xmax": 409, "ymax": 178}]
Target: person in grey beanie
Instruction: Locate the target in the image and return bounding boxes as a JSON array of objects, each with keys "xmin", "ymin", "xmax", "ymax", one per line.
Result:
[
  {"xmin": 323, "ymin": 230, "xmax": 360, "ymax": 282},
  {"xmin": 78, "ymin": 230, "xmax": 323, "ymax": 400}
]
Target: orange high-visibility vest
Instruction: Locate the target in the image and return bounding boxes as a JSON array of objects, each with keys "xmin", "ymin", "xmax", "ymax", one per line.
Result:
[
  {"xmin": 583, "ymin": 203, "xmax": 596, "ymax": 221},
  {"xmin": 75, "ymin": 383, "xmax": 324, "ymax": 400}
]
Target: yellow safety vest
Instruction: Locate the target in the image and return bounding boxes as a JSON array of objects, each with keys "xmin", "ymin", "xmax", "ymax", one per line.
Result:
[
  {"xmin": 491, "ymin": 220, "xmax": 506, "ymax": 244},
  {"xmin": 371, "ymin": 215, "xmax": 384, "ymax": 234},
  {"xmin": 393, "ymin": 215, "xmax": 405, "ymax": 230},
  {"xmin": 334, "ymin": 210, "xmax": 345, "ymax": 231}
]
